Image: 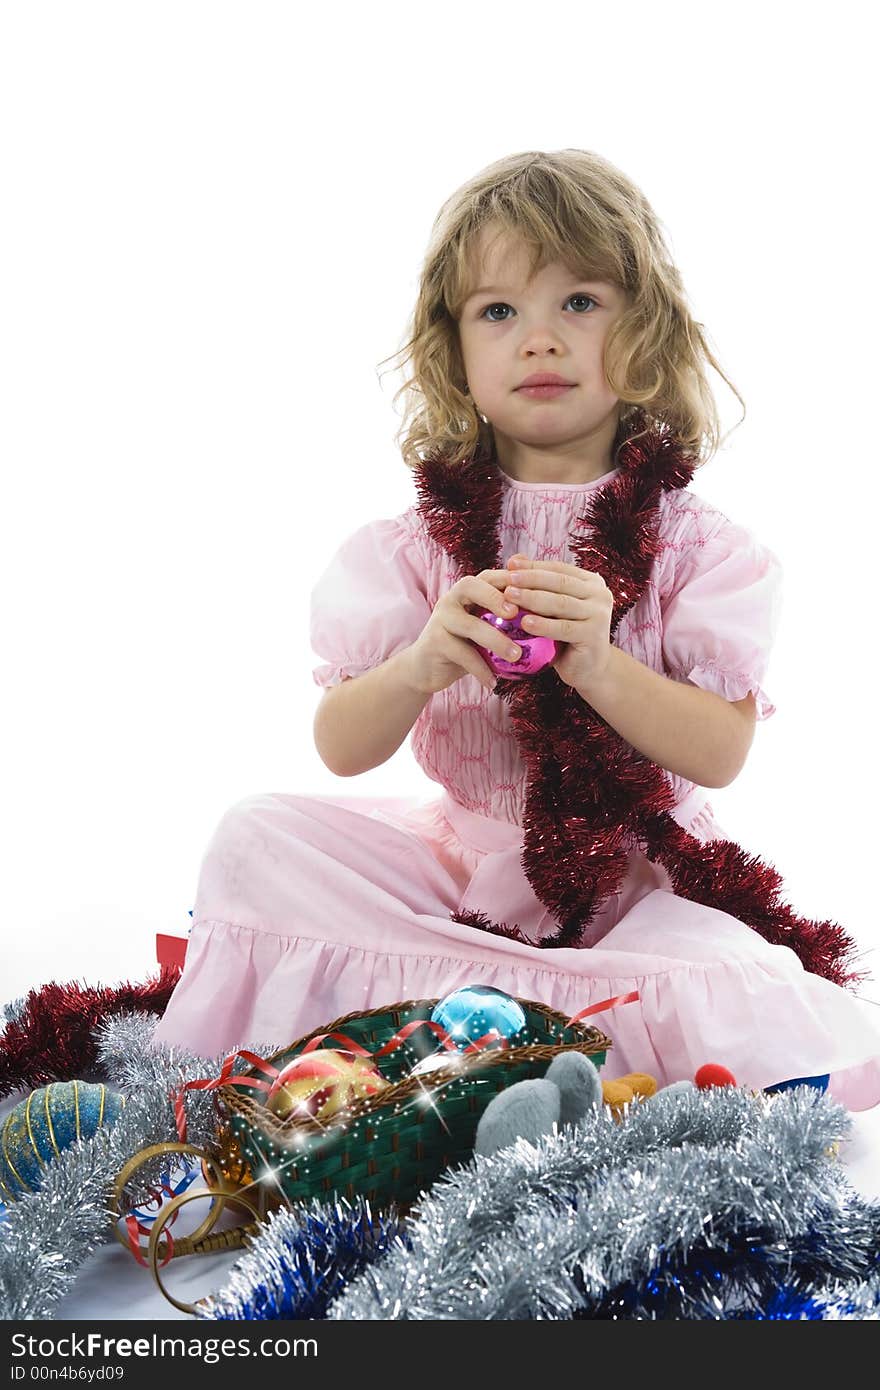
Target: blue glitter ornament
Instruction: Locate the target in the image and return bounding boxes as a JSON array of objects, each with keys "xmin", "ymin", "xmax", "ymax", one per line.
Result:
[
  {"xmin": 430, "ymin": 985, "xmax": 527, "ymax": 1048},
  {"xmin": 0, "ymin": 1081, "xmax": 125, "ymax": 1204}
]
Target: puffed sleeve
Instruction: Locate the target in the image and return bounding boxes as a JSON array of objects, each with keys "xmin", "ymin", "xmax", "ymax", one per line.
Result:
[
  {"xmin": 310, "ymin": 515, "xmax": 432, "ymax": 689},
  {"xmin": 660, "ymin": 514, "xmax": 784, "ymax": 720}
]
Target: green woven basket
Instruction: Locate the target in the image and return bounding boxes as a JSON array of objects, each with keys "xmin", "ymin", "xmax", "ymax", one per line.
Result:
[{"xmin": 216, "ymin": 995, "xmax": 610, "ymax": 1212}]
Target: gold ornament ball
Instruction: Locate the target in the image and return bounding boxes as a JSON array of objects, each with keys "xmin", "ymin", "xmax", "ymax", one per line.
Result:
[{"xmin": 267, "ymin": 1049, "xmax": 388, "ymax": 1122}]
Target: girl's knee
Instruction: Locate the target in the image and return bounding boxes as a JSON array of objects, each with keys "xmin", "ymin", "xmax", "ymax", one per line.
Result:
[
  {"xmin": 204, "ymin": 792, "xmax": 282, "ymax": 856},
  {"xmin": 206, "ymin": 791, "xmax": 316, "ymax": 855}
]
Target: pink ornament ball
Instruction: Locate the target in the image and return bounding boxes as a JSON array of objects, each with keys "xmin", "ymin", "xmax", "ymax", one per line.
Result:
[{"xmin": 475, "ymin": 606, "xmax": 559, "ymax": 680}]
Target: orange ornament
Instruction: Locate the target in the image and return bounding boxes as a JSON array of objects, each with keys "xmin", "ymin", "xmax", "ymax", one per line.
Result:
[{"xmin": 601, "ymin": 1071, "xmax": 658, "ymax": 1120}]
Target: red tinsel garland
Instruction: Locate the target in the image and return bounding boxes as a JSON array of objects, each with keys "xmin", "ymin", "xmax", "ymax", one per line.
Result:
[
  {"xmin": 414, "ymin": 418, "xmax": 862, "ymax": 989},
  {"xmin": 0, "ymin": 967, "xmax": 181, "ymax": 1100}
]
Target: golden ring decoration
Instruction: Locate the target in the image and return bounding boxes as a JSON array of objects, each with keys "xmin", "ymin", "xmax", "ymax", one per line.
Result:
[
  {"xmin": 110, "ymin": 1141, "xmax": 263, "ymax": 1314},
  {"xmin": 146, "ymin": 1185, "xmax": 263, "ymax": 1314}
]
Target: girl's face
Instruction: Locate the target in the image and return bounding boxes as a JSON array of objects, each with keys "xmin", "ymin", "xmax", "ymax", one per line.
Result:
[{"xmin": 456, "ymin": 226, "xmax": 629, "ymax": 477}]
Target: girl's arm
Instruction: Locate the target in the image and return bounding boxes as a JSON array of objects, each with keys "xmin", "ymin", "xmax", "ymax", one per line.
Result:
[
  {"xmin": 313, "ymin": 647, "xmax": 431, "ymax": 777},
  {"xmin": 576, "ymin": 645, "xmax": 757, "ymax": 789}
]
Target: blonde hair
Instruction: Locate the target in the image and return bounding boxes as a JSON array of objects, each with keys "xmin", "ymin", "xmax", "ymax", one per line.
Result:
[{"xmin": 378, "ymin": 149, "xmax": 745, "ymax": 470}]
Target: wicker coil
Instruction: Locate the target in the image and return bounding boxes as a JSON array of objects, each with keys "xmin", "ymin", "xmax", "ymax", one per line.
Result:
[{"xmin": 216, "ymin": 996, "xmax": 611, "ymax": 1212}]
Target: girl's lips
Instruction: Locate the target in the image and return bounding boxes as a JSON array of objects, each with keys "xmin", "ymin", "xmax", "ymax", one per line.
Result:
[{"xmin": 516, "ymin": 384, "xmax": 574, "ymax": 399}]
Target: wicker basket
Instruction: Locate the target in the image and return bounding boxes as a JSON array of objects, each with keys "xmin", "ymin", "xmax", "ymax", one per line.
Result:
[{"xmin": 216, "ymin": 995, "xmax": 611, "ymax": 1212}]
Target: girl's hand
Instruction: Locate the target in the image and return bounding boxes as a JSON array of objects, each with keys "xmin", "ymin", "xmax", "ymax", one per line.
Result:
[
  {"xmin": 503, "ymin": 551, "xmax": 614, "ymax": 691},
  {"xmin": 404, "ymin": 568, "xmax": 525, "ymax": 694}
]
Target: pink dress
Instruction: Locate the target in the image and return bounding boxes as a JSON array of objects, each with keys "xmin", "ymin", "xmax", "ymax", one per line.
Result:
[{"xmin": 152, "ymin": 464, "xmax": 880, "ymax": 1109}]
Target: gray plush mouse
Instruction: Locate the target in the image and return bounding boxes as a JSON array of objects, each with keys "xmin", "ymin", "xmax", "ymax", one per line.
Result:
[{"xmin": 474, "ymin": 1050, "xmax": 603, "ymax": 1158}]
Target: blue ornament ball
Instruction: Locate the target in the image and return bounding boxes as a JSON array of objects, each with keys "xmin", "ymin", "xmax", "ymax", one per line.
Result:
[
  {"xmin": 430, "ymin": 985, "xmax": 527, "ymax": 1049},
  {"xmin": 0, "ymin": 1081, "xmax": 126, "ymax": 1204}
]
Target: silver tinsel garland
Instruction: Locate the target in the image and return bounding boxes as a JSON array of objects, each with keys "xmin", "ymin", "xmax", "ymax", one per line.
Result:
[
  {"xmin": 801, "ymin": 1271, "xmax": 880, "ymax": 1320},
  {"xmin": 0, "ymin": 1013, "xmax": 283, "ymax": 1320},
  {"xmin": 2, "ymin": 997, "xmax": 27, "ymax": 1027},
  {"xmin": 326, "ymin": 1086, "xmax": 878, "ymax": 1320}
]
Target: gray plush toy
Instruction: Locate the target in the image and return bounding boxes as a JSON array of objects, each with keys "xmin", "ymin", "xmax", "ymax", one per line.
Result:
[{"xmin": 474, "ymin": 1050, "xmax": 604, "ymax": 1158}]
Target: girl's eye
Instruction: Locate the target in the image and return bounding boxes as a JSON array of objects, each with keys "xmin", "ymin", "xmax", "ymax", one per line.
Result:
[
  {"xmin": 569, "ymin": 293, "xmax": 598, "ymax": 313},
  {"xmin": 480, "ymin": 293, "xmax": 598, "ymax": 322}
]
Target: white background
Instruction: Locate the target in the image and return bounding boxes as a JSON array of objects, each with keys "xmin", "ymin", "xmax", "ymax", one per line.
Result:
[{"xmin": 2, "ymin": 0, "xmax": 877, "ymax": 1008}]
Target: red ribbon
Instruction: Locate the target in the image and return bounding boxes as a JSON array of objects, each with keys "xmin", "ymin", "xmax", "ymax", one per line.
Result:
[
  {"xmin": 564, "ymin": 990, "xmax": 640, "ymax": 1029},
  {"xmin": 171, "ymin": 1048, "xmax": 278, "ymax": 1142},
  {"xmin": 124, "ymin": 1179, "xmax": 186, "ymax": 1267},
  {"xmin": 299, "ymin": 1018, "xmax": 462, "ymax": 1060}
]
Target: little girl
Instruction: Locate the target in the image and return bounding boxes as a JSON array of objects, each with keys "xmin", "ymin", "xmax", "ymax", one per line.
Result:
[{"xmin": 152, "ymin": 149, "xmax": 880, "ymax": 1108}]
